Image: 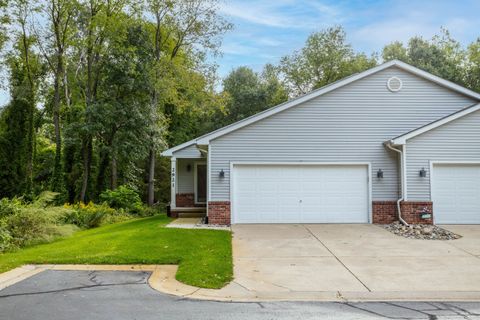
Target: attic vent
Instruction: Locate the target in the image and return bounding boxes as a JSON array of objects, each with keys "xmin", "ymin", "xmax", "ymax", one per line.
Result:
[{"xmin": 387, "ymin": 76, "xmax": 403, "ymax": 92}]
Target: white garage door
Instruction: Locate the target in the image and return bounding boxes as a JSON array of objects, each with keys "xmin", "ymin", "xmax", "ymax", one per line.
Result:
[
  {"xmin": 432, "ymin": 164, "xmax": 480, "ymax": 224},
  {"xmin": 232, "ymin": 164, "xmax": 369, "ymax": 224}
]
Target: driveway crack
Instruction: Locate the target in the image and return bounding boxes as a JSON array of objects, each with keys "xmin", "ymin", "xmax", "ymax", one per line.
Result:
[
  {"xmin": 0, "ymin": 282, "xmax": 146, "ymax": 299},
  {"xmin": 303, "ymin": 225, "xmax": 372, "ymax": 292}
]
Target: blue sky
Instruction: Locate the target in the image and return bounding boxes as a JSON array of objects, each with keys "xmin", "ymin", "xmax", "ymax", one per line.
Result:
[
  {"xmin": 216, "ymin": 0, "xmax": 480, "ymax": 78},
  {"xmin": 1, "ymin": 0, "xmax": 480, "ymax": 105}
]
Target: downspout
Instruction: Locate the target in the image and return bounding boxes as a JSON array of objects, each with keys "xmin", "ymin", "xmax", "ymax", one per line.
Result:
[{"xmin": 385, "ymin": 142, "xmax": 409, "ymax": 226}]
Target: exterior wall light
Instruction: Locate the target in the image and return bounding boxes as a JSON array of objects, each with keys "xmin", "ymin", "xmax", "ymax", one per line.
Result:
[
  {"xmin": 419, "ymin": 168, "xmax": 427, "ymax": 178},
  {"xmin": 219, "ymin": 169, "xmax": 225, "ymax": 178},
  {"xmin": 186, "ymin": 164, "xmax": 191, "ymax": 172},
  {"xmin": 377, "ymin": 169, "xmax": 384, "ymax": 179}
]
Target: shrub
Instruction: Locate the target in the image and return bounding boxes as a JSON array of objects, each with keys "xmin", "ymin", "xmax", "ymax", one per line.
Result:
[
  {"xmin": 32, "ymin": 191, "xmax": 60, "ymax": 208},
  {"xmin": 100, "ymin": 185, "xmax": 143, "ymax": 213},
  {"xmin": 4, "ymin": 208, "xmax": 67, "ymax": 248},
  {"xmin": 63, "ymin": 202, "xmax": 115, "ymax": 229},
  {"xmin": 0, "ymin": 220, "xmax": 13, "ymax": 252},
  {"xmin": 138, "ymin": 205, "xmax": 160, "ymax": 217},
  {"xmin": 101, "ymin": 209, "xmax": 132, "ymax": 225},
  {"xmin": 0, "ymin": 197, "xmax": 22, "ymax": 219}
]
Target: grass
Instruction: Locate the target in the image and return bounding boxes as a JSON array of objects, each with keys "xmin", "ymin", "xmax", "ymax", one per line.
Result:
[{"xmin": 0, "ymin": 215, "xmax": 232, "ymax": 289}]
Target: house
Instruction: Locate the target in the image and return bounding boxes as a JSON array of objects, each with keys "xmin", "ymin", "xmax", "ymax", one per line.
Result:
[{"xmin": 161, "ymin": 60, "xmax": 480, "ymax": 225}]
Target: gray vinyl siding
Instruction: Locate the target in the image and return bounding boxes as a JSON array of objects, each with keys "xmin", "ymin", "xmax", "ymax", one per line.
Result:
[
  {"xmin": 209, "ymin": 66, "xmax": 477, "ymax": 201},
  {"xmin": 177, "ymin": 159, "xmax": 194, "ymax": 194},
  {"xmin": 172, "ymin": 144, "xmax": 202, "ymax": 158},
  {"xmin": 406, "ymin": 109, "xmax": 480, "ymax": 201}
]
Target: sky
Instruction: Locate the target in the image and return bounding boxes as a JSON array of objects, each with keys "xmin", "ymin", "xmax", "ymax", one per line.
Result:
[
  {"xmin": 216, "ymin": 0, "xmax": 480, "ymax": 78},
  {"xmin": 1, "ymin": 0, "xmax": 480, "ymax": 105}
]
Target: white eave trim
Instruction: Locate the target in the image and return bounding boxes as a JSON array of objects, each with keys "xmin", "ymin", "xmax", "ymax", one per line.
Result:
[
  {"xmin": 390, "ymin": 103, "xmax": 480, "ymax": 145},
  {"xmin": 196, "ymin": 60, "xmax": 480, "ymax": 145},
  {"xmin": 160, "ymin": 139, "xmax": 197, "ymax": 157}
]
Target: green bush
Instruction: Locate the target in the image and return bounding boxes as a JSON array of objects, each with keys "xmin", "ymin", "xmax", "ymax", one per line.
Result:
[
  {"xmin": 4, "ymin": 208, "xmax": 74, "ymax": 248},
  {"xmin": 0, "ymin": 220, "xmax": 13, "ymax": 252},
  {"xmin": 138, "ymin": 205, "xmax": 160, "ymax": 217},
  {"xmin": 0, "ymin": 197, "xmax": 22, "ymax": 219},
  {"xmin": 0, "ymin": 193, "xmax": 79, "ymax": 251},
  {"xmin": 100, "ymin": 185, "xmax": 143, "ymax": 213},
  {"xmin": 63, "ymin": 202, "xmax": 116, "ymax": 229},
  {"xmin": 5, "ymin": 209, "xmax": 51, "ymax": 247}
]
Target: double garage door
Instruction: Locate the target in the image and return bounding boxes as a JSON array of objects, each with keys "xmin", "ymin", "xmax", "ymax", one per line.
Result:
[
  {"xmin": 232, "ymin": 164, "xmax": 369, "ymax": 224},
  {"xmin": 432, "ymin": 164, "xmax": 480, "ymax": 224}
]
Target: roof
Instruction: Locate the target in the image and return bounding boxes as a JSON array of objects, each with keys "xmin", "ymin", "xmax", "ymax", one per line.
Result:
[
  {"xmin": 162, "ymin": 60, "xmax": 480, "ymax": 156},
  {"xmin": 389, "ymin": 102, "xmax": 480, "ymax": 145},
  {"xmin": 161, "ymin": 139, "xmax": 197, "ymax": 157}
]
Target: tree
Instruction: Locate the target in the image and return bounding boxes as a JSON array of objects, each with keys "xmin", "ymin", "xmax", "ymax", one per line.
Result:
[
  {"xmin": 74, "ymin": 0, "xmax": 129, "ymax": 202},
  {"xmin": 0, "ymin": 0, "xmax": 232, "ymax": 203},
  {"xmin": 382, "ymin": 29, "xmax": 467, "ymax": 87},
  {"xmin": 0, "ymin": 0, "xmax": 9, "ymax": 50},
  {"xmin": 34, "ymin": 0, "xmax": 77, "ymax": 192},
  {"xmin": 219, "ymin": 65, "xmax": 288, "ymax": 126},
  {"xmin": 466, "ymin": 39, "xmax": 480, "ymax": 92},
  {"xmin": 0, "ymin": 36, "xmax": 43, "ymax": 197},
  {"xmin": 261, "ymin": 63, "xmax": 289, "ymax": 108},
  {"xmin": 91, "ymin": 19, "xmax": 152, "ymax": 192},
  {"xmin": 145, "ymin": 0, "xmax": 232, "ymax": 205},
  {"xmin": 279, "ymin": 26, "xmax": 377, "ymax": 96},
  {"xmin": 7, "ymin": 0, "xmax": 43, "ymax": 196}
]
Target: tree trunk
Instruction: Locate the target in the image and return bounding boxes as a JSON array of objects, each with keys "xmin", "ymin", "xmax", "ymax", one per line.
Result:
[
  {"xmin": 21, "ymin": 25, "xmax": 34, "ymax": 195},
  {"xmin": 80, "ymin": 137, "xmax": 92, "ymax": 202},
  {"xmin": 51, "ymin": 60, "xmax": 63, "ymax": 191},
  {"xmin": 111, "ymin": 153, "xmax": 117, "ymax": 190},
  {"xmin": 147, "ymin": 148, "xmax": 155, "ymax": 205},
  {"xmin": 96, "ymin": 149, "xmax": 109, "ymax": 195}
]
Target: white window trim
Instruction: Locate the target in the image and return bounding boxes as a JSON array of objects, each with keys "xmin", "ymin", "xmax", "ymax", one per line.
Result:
[
  {"xmin": 229, "ymin": 161, "xmax": 372, "ymax": 225},
  {"xmin": 194, "ymin": 161, "xmax": 207, "ymax": 205}
]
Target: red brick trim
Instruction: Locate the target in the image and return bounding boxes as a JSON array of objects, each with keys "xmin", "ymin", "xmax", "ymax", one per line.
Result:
[
  {"xmin": 176, "ymin": 193, "xmax": 195, "ymax": 207},
  {"xmin": 175, "ymin": 193, "xmax": 206, "ymax": 208},
  {"xmin": 372, "ymin": 201, "xmax": 433, "ymax": 224},
  {"xmin": 400, "ymin": 201, "xmax": 433, "ymax": 225},
  {"xmin": 208, "ymin": 201, "xmax": 231, "ymax": 225},
  {"xmin": 372, "ymin": 201, "xmax": 398, "ymax": 224}
]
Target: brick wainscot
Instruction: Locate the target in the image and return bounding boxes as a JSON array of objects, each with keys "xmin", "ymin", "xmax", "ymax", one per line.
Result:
[
  {"xmin": 208, "ymin": 201, "xmax": 231, "ymax": 225},
  {"xmin": 372, "ymin": 201, "xmax": 433, "ymax": 224}
]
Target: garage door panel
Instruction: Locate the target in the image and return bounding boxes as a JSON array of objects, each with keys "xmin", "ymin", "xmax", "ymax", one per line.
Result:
[
  {"xmin": 233, "ymin": 164, "xmax": 369, "ymax": 224},
  {"xmin": 433, "ymin": 164, "xmax": 480, "ymax": 224}
]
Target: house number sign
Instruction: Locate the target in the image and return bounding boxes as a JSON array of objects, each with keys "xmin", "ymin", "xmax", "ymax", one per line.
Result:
[{"xmin": 171, "ymin": 166, "xmax": 176, "ymax": 189}]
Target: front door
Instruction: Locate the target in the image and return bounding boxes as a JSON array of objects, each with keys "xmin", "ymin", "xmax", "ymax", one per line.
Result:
[{"xmin": 195, "ymin": 163, "xmax": 207, "ymax": 204}]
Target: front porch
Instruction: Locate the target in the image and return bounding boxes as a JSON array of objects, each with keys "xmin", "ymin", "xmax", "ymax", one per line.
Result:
[{"xmin": 170, "ymin": 157, "xmax": 207, "ymax": 218}]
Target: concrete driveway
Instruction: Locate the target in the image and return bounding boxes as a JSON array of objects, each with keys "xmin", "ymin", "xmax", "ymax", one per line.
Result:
[{"xmin": 232, "ymin": 224, "xmax": 480, "ymax": 296}]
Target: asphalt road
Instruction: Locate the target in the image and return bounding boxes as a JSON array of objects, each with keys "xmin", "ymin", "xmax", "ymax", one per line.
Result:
[{"xmin": 0, "ymin": 270, "xmax": 479, "ymax": 320}]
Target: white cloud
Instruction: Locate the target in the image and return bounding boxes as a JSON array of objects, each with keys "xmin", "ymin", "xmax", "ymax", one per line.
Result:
[
  {"xmin": 221, "ymin": 42, "xmax": 258, "ymax": 55},
  {"xmin": 219, "ymin": 0, "xmax": 342, "ymax": 29},
  {"xmin": 349, "ymin": 19, "xmax": 439, "ymax": 51}
]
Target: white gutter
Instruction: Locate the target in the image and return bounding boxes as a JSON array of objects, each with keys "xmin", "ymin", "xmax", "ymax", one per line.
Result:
[{"xmin": 385, "ymin": 142, "xmax": 409, "ymax": 226}]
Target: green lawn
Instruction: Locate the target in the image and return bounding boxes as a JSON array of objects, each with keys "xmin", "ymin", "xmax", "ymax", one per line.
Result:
[{"xmin": 0, "ymin": 215, "xmax": 232, "ymax": 289}]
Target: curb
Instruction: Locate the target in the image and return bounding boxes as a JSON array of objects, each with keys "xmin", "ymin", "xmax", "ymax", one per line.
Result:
[{"xmin": 3, "ymin": 264, "xmax": 480, "ymax": 302}]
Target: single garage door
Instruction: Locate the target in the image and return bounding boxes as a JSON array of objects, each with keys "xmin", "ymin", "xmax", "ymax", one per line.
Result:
[
  {"xmin": 232, "ymin": 164, "xmax": 369, "ymax": 224},
  {"xmin": 432, "ymin": 164, "xmax": 480, "ymax": 224}
]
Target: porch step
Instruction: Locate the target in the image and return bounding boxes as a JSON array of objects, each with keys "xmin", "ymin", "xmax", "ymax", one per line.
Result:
[{"xmin": 171, "ymin": 207, "xmax": 206, "ymax": 218}]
